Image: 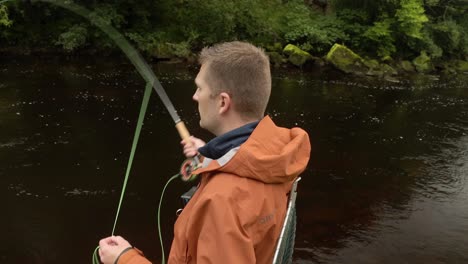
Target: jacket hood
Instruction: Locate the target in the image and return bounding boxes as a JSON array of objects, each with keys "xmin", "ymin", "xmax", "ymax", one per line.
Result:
[{"xmin": 194, "ymin": 116, "xmax": 311, "ymax": 184}]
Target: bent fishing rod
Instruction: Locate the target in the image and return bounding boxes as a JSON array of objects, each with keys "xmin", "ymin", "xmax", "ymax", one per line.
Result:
[
  {"xmin": 1, "ymin": 2, "xmax": 205, "ymax": 263},
  {"xmin": 1, "ymin": 0, "xmax": 200, "ymax": 252},
  {"xmin": 0, "ymin": 0, "xmax": 192, "ymax": 141},
  {"xmin": 2, "ymin": 0, "xmax": 202, "ymax": 183}
]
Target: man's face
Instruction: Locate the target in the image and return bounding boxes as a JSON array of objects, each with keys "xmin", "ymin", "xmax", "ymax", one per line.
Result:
[{"xmin": 193, "ymin": 64, "xmax": 219, "ymax": 134}]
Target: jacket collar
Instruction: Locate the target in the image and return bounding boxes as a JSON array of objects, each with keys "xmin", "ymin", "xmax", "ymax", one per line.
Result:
[{"xmin": 198, "ymin": 121, "xmax": 259, "ymax": 160}]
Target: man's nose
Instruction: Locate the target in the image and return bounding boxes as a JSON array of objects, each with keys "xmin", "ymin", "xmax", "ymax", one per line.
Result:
[{"xmin": 192, "ymin": 93, "xmax": 198, "ymax": 101}]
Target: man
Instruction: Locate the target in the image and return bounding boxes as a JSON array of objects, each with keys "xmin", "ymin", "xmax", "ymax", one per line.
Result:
[{"xmin": 98, "ymin": 41, "xmax": 310, "ymax": 264}]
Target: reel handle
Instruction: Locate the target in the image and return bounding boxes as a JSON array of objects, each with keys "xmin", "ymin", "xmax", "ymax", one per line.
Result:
[{"xmin": 180, "ymin": 158, "xmax": 200, "ymax": 182}]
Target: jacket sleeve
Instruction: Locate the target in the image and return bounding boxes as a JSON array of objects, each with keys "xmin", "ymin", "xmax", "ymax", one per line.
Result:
[
  {"xmin": 189, "ymin": 193, "xmax": 256, "ymax": 264},
  {"xmin": 117, "ymin": 248, "xmax": 152, "ymax": 264}
]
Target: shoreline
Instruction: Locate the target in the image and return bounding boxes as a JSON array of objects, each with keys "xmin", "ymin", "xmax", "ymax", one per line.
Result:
[{"xmin": 1, "ymin": 47, "xmax": 466, "ymax": 80}]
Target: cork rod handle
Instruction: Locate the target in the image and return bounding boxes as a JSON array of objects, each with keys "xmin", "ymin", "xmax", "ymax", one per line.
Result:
[{"xmin": 175, "ymin": 121, "xmax": 191, "ymax": 141}]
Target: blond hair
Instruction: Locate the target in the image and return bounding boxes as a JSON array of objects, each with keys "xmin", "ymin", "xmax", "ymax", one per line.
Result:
[{"xmin": 199, "ymin": 41, "xmax": 271, "ymax": 120}]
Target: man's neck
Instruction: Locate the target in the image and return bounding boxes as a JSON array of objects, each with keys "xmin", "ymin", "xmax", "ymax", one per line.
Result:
[
  {"xmin": 214, "ymin": 115, "xmax": 261, "ymax": 136},
  {"xmin": 199, "ymin": 120, "xmax": 260, "ymax": 160}
]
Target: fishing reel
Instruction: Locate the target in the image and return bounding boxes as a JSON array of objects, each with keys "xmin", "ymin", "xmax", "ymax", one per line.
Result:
[
  {"xmin": 179, "ymin": 156, "xmax": 201, "ymax": 182},
  {"xmin": 175, "ymin": 122, "xmax": 202, "ymax": 181}
]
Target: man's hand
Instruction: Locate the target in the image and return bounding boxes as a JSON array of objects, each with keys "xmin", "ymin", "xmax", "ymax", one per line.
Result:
[
  {"xmin": 98, "ymin": 236, "xmax": 132, "ymax": 264},
  {"xmin": 181, "ymin": 136, "xmax": 206, "ymax": 158}
]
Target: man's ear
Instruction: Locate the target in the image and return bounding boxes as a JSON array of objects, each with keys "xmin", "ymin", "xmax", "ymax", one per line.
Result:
[{"xmin": 218, "ymin": 92, "xmax": 231, "ymax": 114}]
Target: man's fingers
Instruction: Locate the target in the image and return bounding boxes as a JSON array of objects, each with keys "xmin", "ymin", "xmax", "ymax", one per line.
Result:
[
  {"xmin": 99, "ymin": 236, "xmax": 119, "ymax": 247},
  {"xmin": 98, "ymin": 247, "xmax": 103, "ymax": 259},
  {"xmin": 192, "ymin": 137, "xmax": 206, "ymax": 149},
  {"xmin": 181, "ymin": 136, "xmax": 195, "ymax": 146},
  {"xmin": 184, "ymin": 149, "xmax": 197, "ymax": 157},
  {"xmin": 99, "ymin": 237, "xmax": 109, "ymax": 248},
  {"xmin": 114, "ymin": 236, "xmax": 127, "ymax": 244},
  {"xmin": 181, "ymin": 136, "xmax": 205, "ymax": 158}
]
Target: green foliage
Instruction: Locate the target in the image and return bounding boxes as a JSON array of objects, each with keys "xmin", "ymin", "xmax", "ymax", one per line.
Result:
[
  {"xmin": 56, "ymin": 24, "xmax": 87, "ymax": 51},
  {"xmin": 0, "ymin": 4, "xmax": 12, "ymax": 27},
  {"xmin": 126, "ymin": 31, "xmax": 192, "ymax": 58},
  {"xmin": 424, "ymin": 0, "xmax": 440, "ymax": 6},
  {"xmin": 419, "ymin": 30, "xmax": 443, "ymax": 58},
  {"xmin": 460, "ymin": 16, "xmax": 468, "ymax": 57},
  {"xmin": 88, "ymin": 4, "xmax": 124, "ymax": 28},
  {"xmin": 396, "ymin": 0, "xmax": 428, "ymax": 39},
  {"xmin": 0, "ymin": 0, "xmax": 465, "ymax": 62},
  {"xmin": 124, "ymin": 0, "xmax": 288, "ymax": 52},
  {"xmin": 126, "ymin": 31, "xmax": 162, "ymax": 55},
  {"xmin": 430, "ymin": 20, "xmax": 464, "ymax": 55},
  {"xmin": 120, "ymin": 0, "xmax": 348, "ymax": 56},
  {"xmin": 168, "ymin": 0, "xmax": 237, "ymax": 45},
  {"xmin": 363, "ymin": 17, "xmax": 396, "ymax": 57},
  {"xmin": 282, "ymin": 4, "xmax": 348, "ymax": 54},
  {"xmin": 336, "ymin": 9, "xmax": 370, "ymax": 49}
]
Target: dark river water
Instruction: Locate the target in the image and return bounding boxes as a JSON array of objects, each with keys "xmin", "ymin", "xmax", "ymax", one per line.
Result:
[{"xmin": 1, "ymin": 57, "xmax": 467, "ymax": 264}]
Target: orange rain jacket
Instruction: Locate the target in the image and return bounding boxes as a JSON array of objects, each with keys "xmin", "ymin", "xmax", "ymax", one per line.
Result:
[{"xmin": 118, "ymin": 116, "xmax": 311, "ymax": 264}]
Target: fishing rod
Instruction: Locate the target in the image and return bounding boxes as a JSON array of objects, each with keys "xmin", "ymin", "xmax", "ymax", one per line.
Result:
[
  {"xmin": 41, "ymin": 0, "xmax": 191, "ymax": 139},
  {"xmin": 0, "ymin": 0, "xmax": 201, "ymax": 177},
  {"xmin": 1, "ymin": 1, "xmax": 200, "ymax": 263},
  {"xmin": 0, "ymin": 0, "xmax": 190, "ymax": 140}
]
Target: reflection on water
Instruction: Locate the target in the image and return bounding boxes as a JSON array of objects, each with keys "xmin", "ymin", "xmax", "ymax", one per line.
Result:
[
  {"xmin": 298, "ymin": 134, "xmax": 468, "ymax": 264},
  {"xmin": 0, "ymin": 57, "xmax": 467, "ymax": 263}
]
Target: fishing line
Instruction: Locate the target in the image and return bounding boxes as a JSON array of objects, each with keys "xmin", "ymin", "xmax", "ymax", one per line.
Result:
[
  {"xmin": 92, "ymin": 173, "xmax": 180, "ymax": 264},
  {"xmin": 0, "ymin": 0, "xmax": 199, "ymax": 263},
  {"xmin": 157, "ymin": 173, "xmax": 180, "ymax": 264},
  {"xmin": 111, "ymin": 82, "xmax": 152, "ymax": 235}
]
